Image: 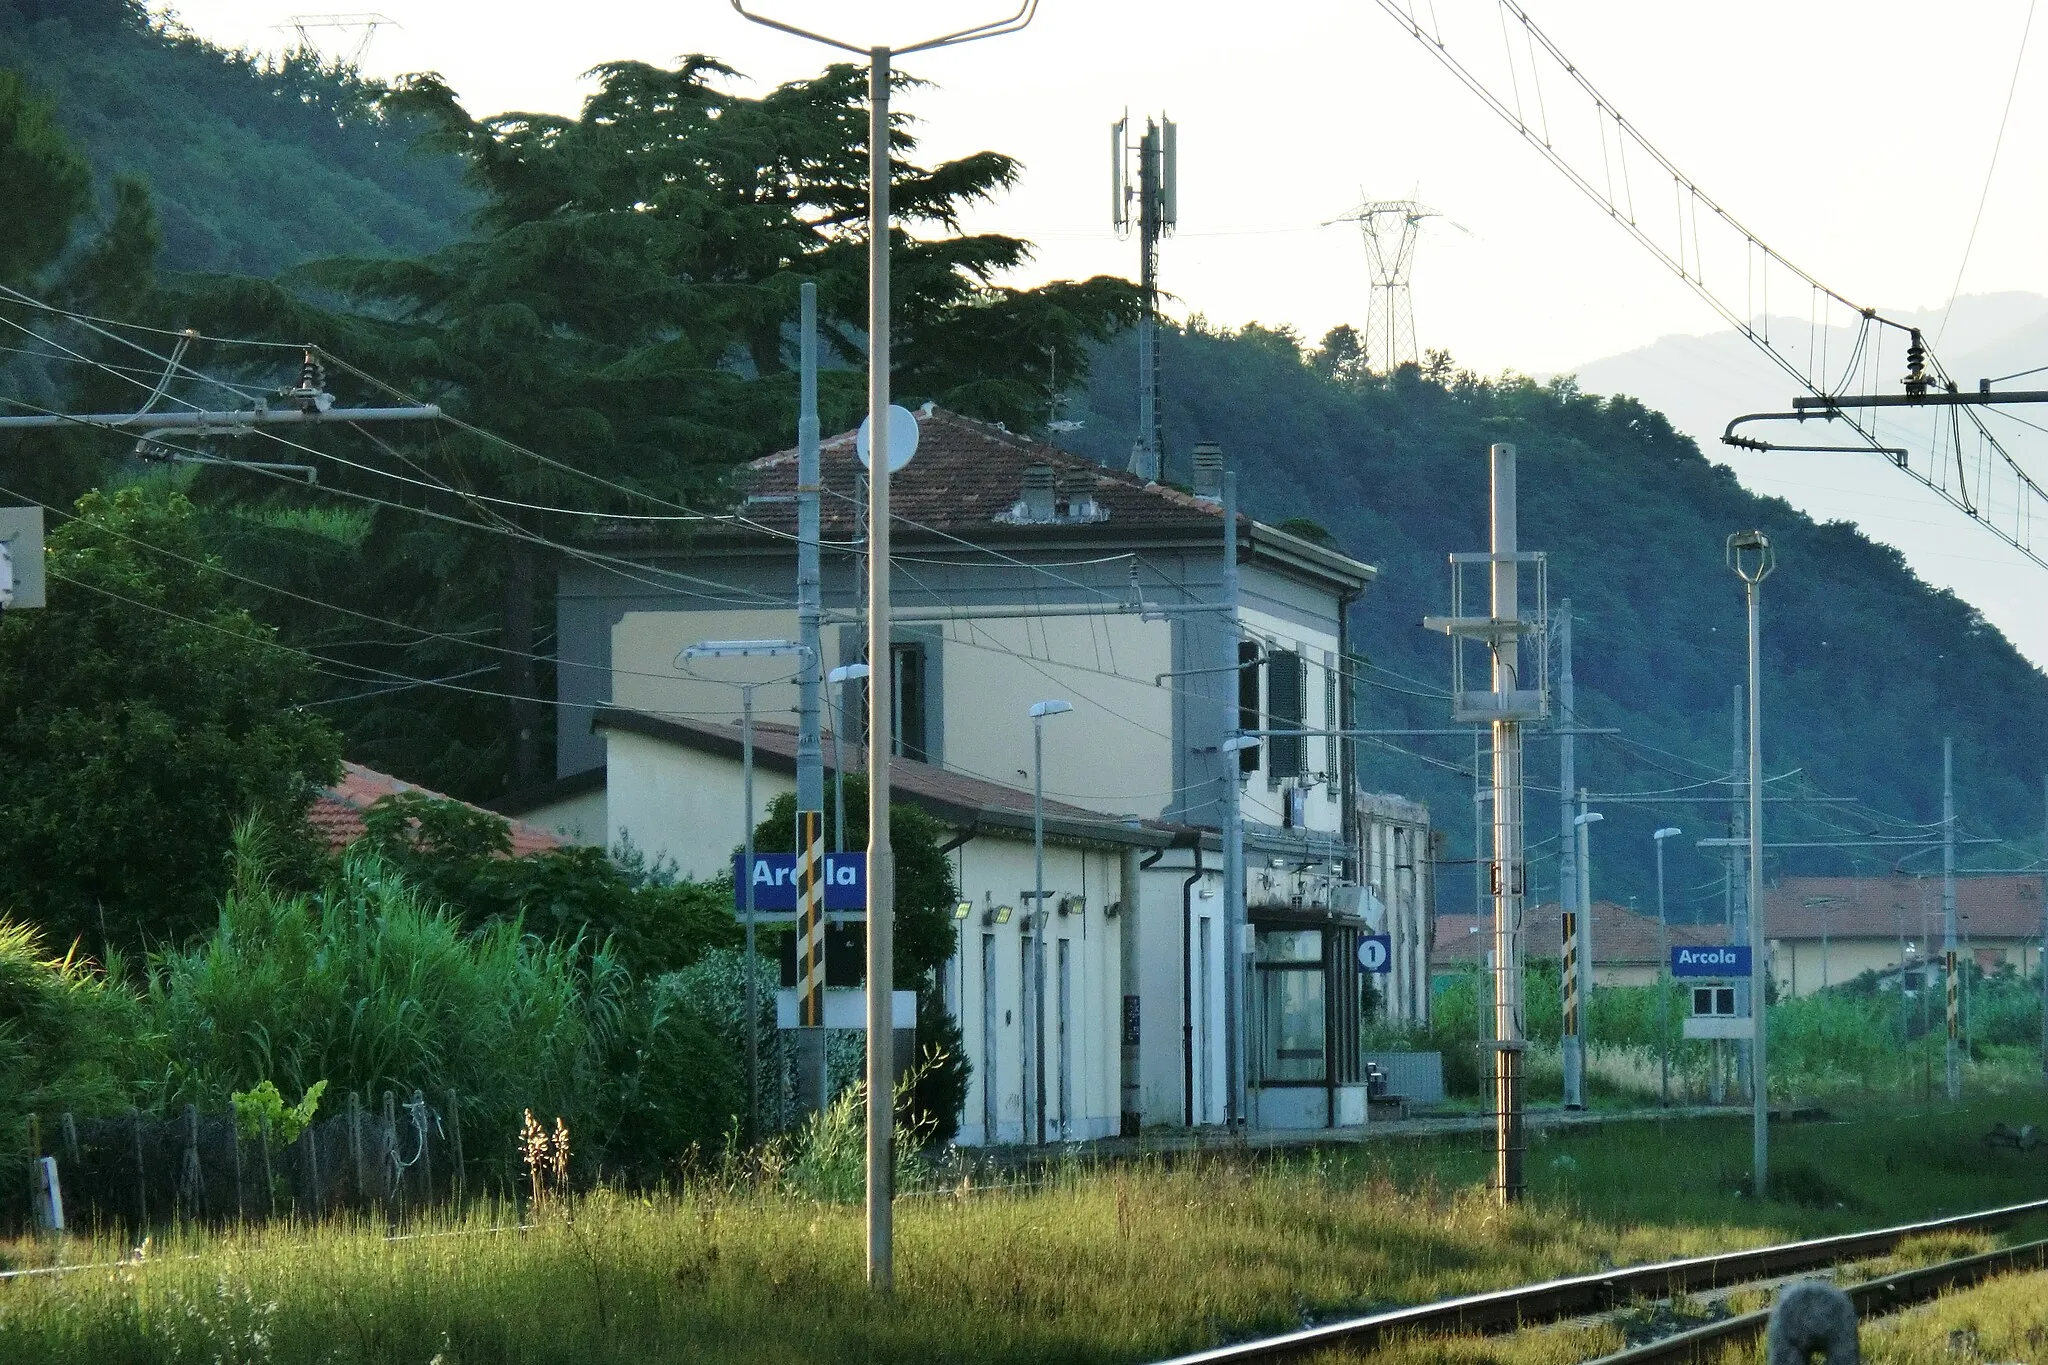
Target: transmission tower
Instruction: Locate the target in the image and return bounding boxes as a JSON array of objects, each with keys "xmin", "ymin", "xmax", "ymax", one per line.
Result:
[
  {"xmin": 278, "ymin": 13, "xmax": 397, "ymax": 67},
  {"xmin": 1112, "ymin": 111, "xmax": 1176, "ymax": 482},
  {"xmin": 1332, "ymin": 198, "xmax": 1444, "ymax": 372}
]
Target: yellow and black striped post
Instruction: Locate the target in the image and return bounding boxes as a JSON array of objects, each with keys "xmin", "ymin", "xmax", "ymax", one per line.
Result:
[
  {"xmin": 1947, "ymin": 948, "xmax": 1960, "ymax": 1042},
  {"xmin": 1562, "ymin": 910, "xmax": 1580, "ymax": 1038},
  {"xmin": 798, "ymin": 809, "xmax": 826, "ymax": 1027}
]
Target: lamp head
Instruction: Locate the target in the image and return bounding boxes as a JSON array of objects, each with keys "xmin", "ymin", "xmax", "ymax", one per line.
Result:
[
  {"xmin": 1726, "ymin": 529, "xmax": 1776, "ymax": 584},
  {"xmin": 1221, "ymin": 735, "xmax": 1259, "ymax": 753},
  {"xmin": 681, "ymin": 638, "xmax": 808, "ymax": 661},
  {"xmin": 1654, "ymin": 826, "xmax": 1682, "ymax": 841},
  {"xmin": 1029, "ymin": 699, "xmax": 1074, "ymax": 719},
  {"xmin": 1574, "ymin": 811, "xmax": 1604, "ymax": 827},
  {"xmin": 827, "ymin": 662, "xmax": 871, "ymax": 685}
]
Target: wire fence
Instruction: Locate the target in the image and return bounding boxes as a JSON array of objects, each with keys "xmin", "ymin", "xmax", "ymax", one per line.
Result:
[{"xmin": 6, "ymin": 1089, "xmax": 467, "ymax": 1235}]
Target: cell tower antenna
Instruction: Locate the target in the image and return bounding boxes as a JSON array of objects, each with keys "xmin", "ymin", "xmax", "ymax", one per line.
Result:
[
  {"xmin": 1329, "ymin": 196, "xmax": 1460, "ymax": 372},
  {"xmin": 1112, "ymin": 110, "xmax": 1176, "ymax": 482},
  {"xmin": 278, "ymin": 13, "xmax": 398, "ymax": 68}
]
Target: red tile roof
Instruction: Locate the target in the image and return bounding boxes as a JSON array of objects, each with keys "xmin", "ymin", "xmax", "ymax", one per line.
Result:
[
  {"xmin": 1434, "ymin": 902, "xmax": 1728, "ymax": 966},
  {"xmin": 309, "ymin": 762, "xmax": 568, "ymax": 858},
  {"xmin": 743, "ymin": 408, "xmax": 1231, "ymax": 541},
  {"xmin": 1763, "ymin": 875, "xmax": 2047, "ymax": 941}
]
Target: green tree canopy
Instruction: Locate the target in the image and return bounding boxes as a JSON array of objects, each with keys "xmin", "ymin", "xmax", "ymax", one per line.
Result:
[
  {"xmin": 0, "ymin": 486, "xmax": 343, "ymax": 950},
  {"xmin": 162, "ymin": 56, "xmax": 1139, "ymax": 797}
]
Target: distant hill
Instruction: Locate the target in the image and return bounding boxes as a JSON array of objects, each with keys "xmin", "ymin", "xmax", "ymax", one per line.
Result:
[
  {"xmin": 0, "ymin": 0, "xmax": 474, "ymax": 275},
  {"xmin": 1067, "ymin": 324, "xmax": 2048, "ymax": 920},
  {"xmin": 1565, "ymin": 292, "xmax": 2048, "ymax": 670}
]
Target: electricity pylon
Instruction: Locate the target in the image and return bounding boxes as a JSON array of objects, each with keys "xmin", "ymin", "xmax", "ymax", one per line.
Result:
[{"xmin": 1330, "ymin": 198, "xmax": 1450, "ymax": 372}]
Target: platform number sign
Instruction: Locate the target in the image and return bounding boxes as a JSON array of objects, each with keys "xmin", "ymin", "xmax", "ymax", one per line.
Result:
[{"xmin": 1358, "ymin": 934, "xmax": 1392, "ymax": 974}]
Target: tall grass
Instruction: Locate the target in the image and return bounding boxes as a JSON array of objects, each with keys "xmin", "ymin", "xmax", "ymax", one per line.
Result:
[
  {"xmin": 144, "ymin": 840, "xmax": 627, "ymax": 1174},
  {"xmin": 3, "ymin": 1097, "xmax": 2045, "ymax": 1364}
]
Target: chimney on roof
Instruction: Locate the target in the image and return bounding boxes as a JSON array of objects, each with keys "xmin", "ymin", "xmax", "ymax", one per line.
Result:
[
  {"xmin": 1057, "ymin": 469, "xmax": 1098, "ymax": 520},
  {"xmin": 1020, "ymin": 463, "xmax": 1056, "ymax": 521},
  {"xmin": 1191, "ymin": 441, "xmax": 1224, "ymax": 503},
  {"xmin": 1127, "ymin": 439, "xmax": 1159, "ymax": 483}
]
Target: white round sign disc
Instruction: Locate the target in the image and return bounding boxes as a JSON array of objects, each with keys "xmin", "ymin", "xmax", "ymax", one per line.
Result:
[{"xmin": 856, "ymin": 404, "xmax": 921, "ymax": 473}]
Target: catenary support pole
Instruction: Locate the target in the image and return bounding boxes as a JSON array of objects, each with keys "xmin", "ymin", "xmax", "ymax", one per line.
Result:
[
  {"xmin": 1944, "ymin": 736, "xmax": 1960, "ymax": 1101},
  {"xmin": 1557, "ymin": 601, "xmax": 1580, "ymax": 1108},
  {"xmin": 1222, "ymin": 469, "xmax": 1248, "ymax": 1130},
  {"xmin": 1489, "ymin": 442, "xmax": 1526, "ymax": 1203},
  {"xmin": 1576, "ymin": 788, "xmax": 1596, "ymax": 1075},
  {"xmin": 864, "ymin": 44, "xmax": 897, "ymax": 1294},
  {"xmin": 795, "ymin": 281, "xmax": 829, "ymax": 1112}
]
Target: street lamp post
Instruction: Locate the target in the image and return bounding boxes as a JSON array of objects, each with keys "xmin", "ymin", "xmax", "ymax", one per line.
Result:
[
  {"xmin": 680, "ymin": 638, "xmax": 813, "ymax": 1147},
  {"xmin": 1653, "ymin": 827, "xmax": 1683, "ymax": 1107},
  {"xmin": 1029, "ymin": 700, "xmax": 1074, "ymax": 1144},
  {"xmin": 827, "ymin": 663, "xmax": 872, "ymax": 852},
  {"xmin": 727, "ymin": 0, "xmax": 1043, "ymax": 1293},
  {"xmin": 1727, "ymin": 529, "xmax": 1774, "ymax": 1197}
]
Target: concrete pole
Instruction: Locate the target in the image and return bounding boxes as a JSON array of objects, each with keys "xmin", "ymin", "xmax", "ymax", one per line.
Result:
[
  {"xmin": 864, "ymin": 45, "xmax": 896, "ymax": 1293},
  {"xmin": 1739, "ymin": 551, "xmax": 1770, "ymax": 1197},
  {"xmin": 795, "ymin": 281, "xmax": 828, "ymax": 1112},
  {"xmin": 2040, "ymin": 775, "xmax": 2047, "ymax": 1081},
  {"xmin": 1944, "ymin": 736, "xmax": 1960, "ymax": 1101},
  {"xmin": 1033, "ymin": 712, "xmax": 1048, "ymax": 1144},
  {"xmin": 1488, "ymin": 443, "xmax": 1526, "ymax": 1203},
  {"xmin": 1222, "ymin": 470, "xmax": 1248, "ymax": 1130},
  {"xmin": 1577, "ymin": 788, "xmax": 1595, "ymax": 1066},
  {"xmin": 1557, "ymin": 602, "xmax": 1581, "ymax": 1109},
  {"xmin": 741, "ymin": 682, "xmax": 759, "ymax": 1145}
]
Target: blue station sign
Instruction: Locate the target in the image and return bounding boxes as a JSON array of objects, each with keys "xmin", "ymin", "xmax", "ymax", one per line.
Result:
[
  {"xmin": 1358, "ymin": 934, "xmax": 1392, "ymax": 974},
  {"xmin": 731, "ymin": 852, "xmax": 868, "ymax": 912},
  {"xmin": 1671, "ymin": 944, "xmax": 1751, "ymax": 978}
]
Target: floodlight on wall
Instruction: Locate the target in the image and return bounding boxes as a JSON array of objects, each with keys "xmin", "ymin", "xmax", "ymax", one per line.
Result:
[
  {"xmin": 954, "ymin": 901, "xmax": 974, "ymax": 921},
  {"xmin": 986, "ymin": 905, "xmax": 1014, "ymax": 926},
  {"xmin": 1058, "ymin": 895, "xmax": 1085, "ymax": 917}
]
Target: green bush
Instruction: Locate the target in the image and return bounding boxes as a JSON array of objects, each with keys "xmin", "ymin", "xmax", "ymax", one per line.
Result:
[
  {"xmin": 144, "ymin": 830, "xmax": 625, "ymax": 1173},
  {"xmin": 0, "ymin": 919, "xmax": 145, "ymax": 1183}
]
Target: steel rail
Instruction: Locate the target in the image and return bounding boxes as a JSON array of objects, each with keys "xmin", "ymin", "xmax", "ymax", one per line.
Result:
[
  {"xmin": 1153, "ymin": 1196, "xmax": 2048, "ymax": 1365},
  {"xmin": 1588, "ymin": 1236, "xmax": 2048, "ymax": 1365}
]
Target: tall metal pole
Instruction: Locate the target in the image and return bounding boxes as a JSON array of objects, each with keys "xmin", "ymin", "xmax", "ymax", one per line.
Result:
[
  {"xmin": 1489, "ymin": 443, "xmax": 1526, "ymax": 1203},
  {"xmin": 1654, "ymin": 827, "xmax": 1680, "ymax": 1107},
  {"xmin": 741, "ymin": 682, "xmax": 759, "ymax": 1145},
  {"xmin": 863, "ymin": 45, "xmax": 898, "ymax": 1291},
  {"xmin": 1222, "ymin": 469, "xmax": 1248, "ymax": 1130},
  {"xmin": 1033, "ymin": 711, "xmax": 1048, "ymax": 1144},
  {"xmin": 1557, "ymin": 601, "xmax": 1581, "ymax": 1108},
  {"xmin": 1729, "ymin": 683, "xmax": 1749, "ymax": 1103},
  {"xmin": 1577, "ymin": 789, "xmax": 1596, "ymax": 1074},
  {"xmin": 794, "ymin": 281, "xmax": 828, "ymax": 1109},
  {"xmin": 1943, "ymin": 736, "xmax": 1960, "ymax": 1101},
  {"xmin": 725, "ymin": 0, "xmax": 1043, "ymax": 1300},
  {"xmin": 1728, "ymin": 530, "xmax": 1772, "ymax": 1198},
  {"xmin": 1136, "ymin": 119, "xmax": 1161, "ymax": 482}
]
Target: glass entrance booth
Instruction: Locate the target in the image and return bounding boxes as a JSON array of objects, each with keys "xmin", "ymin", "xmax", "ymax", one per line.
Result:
[{"xmin": 1250, "ymin": 908, "xmax": 1368, "ymax": 1128}]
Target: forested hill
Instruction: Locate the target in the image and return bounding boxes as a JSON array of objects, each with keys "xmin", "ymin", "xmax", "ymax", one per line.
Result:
[
  {"xmin": 0, "ymin": 0, "xmax": 472, "ymax": 274},
  {"xmin": 1066, "ymin": 326, "xmax": 2048, "ymax": 921}
]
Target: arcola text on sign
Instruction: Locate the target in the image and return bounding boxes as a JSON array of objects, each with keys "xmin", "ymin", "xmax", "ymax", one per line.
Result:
[
  {"xmin": 1670, "ymin": 944, "xmax": 1752, "ymax": 978},
  {"xmin": 730, "ymin": 852, "xmax": 868, "ymax": 912}
]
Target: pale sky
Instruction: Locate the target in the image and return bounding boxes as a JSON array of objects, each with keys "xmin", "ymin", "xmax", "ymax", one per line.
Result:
[{"xmin": 158, "ymin": 0, "xmax": 2048, "ymax": 662}]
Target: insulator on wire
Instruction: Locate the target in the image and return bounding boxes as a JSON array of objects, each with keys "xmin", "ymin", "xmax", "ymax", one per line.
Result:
[{"xmin": 1903, "ymin": 329, "xmax": 1929, "ymax": 397}]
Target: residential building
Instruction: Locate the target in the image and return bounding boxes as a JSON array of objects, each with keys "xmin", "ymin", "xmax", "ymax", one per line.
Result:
[
  {"xmin": 540, "ymin": 408, "xmax": 1408, "ymax": 1134},
  {"xmin": 516, "ymin": 706, "xmax": 1229, "ymax": 1143},
  {"xmin": 1762, "ymin": 875, "xmax": 2048, "ymax": 997}
]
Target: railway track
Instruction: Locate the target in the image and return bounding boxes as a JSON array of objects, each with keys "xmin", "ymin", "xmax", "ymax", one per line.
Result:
[{"xmin": 1156, "ymin": 1196, "xmax": 2048, "ymax": 1365}]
